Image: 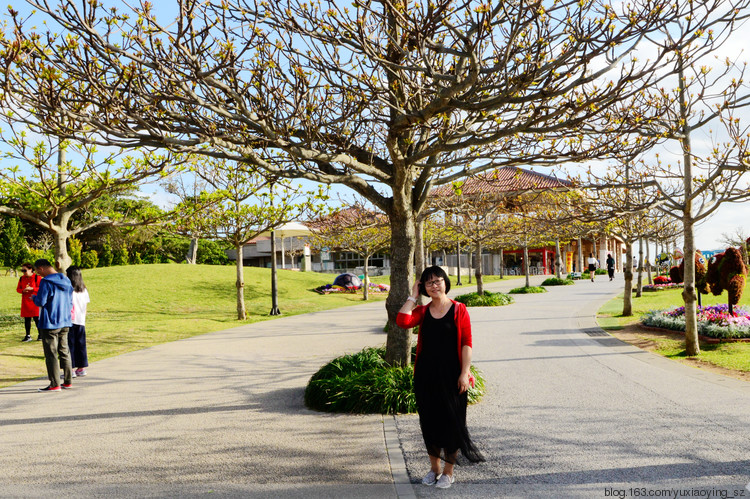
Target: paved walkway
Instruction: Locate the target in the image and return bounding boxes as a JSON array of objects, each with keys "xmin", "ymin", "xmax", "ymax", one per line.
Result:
[{"xmin": 1, "ymin": 275, "xmax": 748, "ymax": 498}]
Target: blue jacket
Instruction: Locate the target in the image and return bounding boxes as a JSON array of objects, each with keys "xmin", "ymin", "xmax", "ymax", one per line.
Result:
[{"xmin": 32, "ymin": 272, "xmax": 73, "ymax": 330}]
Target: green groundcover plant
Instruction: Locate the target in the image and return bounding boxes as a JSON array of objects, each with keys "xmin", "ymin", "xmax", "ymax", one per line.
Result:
[
  {"xmin": 305, "ymin": 346, "xmax": 485, "ymax": 414},
  {"xmin": 541, "ymin": 277, "xmax": 574, "ymax": 286},
  {"xmin": 641, "ymin": 304, "xmax": 750, "ymax": 340},
  {"xmin": 509, "ymin": 285, "xmax": 547, "ymax": 294},
  {"xmin": 454, "ymin": 291, "xmax": 514, "ymax": 306}
]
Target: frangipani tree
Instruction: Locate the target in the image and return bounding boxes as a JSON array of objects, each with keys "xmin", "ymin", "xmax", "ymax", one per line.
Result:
[
  {"xmin": 0, "ymin": 128, "xmax": 183, "ymax": 272},
  {"xmin": 181, "ymin": 159, "xmax": 328, "ymax": 319}
]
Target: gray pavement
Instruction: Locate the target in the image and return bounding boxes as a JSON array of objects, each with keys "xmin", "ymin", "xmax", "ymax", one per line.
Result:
[{"xmin": 1, "ymin": 274, "xmax": 749, "ymax": 498}]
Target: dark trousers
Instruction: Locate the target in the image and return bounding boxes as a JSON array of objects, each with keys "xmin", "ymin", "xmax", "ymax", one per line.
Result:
[
  {"xmin": 40, "ymin": 328, "xmax": 72, "ymax": 387},
  {"xmin": 68, "ymin": 324, "xmax": 88, "ymax": 368},
  {"xmin": 24, "ymin": 316, "xmax": 39, "ymax": 336}
]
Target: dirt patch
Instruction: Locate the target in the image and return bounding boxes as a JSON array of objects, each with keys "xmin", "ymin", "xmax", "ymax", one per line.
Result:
[{"xmin": 607, "ymin": 324, "xmax": 750, "ymax": 383}]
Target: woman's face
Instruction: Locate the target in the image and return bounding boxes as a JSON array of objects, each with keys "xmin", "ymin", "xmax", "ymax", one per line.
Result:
[
  {"xmin": 422, "ymin": 274, "xmax": 446, "ymax": 298},
  {"xmin": 22, "ymin": 267, "xmax": 33, "ymax": 275}
]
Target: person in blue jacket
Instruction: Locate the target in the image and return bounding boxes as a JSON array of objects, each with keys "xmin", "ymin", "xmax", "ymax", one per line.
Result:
[{"xmin": 32, "ymin": 259, "xmax": 74, "ymax": 392}]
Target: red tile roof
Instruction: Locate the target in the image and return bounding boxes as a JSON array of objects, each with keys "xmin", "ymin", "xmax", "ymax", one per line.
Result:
[{"xmin": 430, "ymin": 166, "xmax": 572, "ymax": 197}]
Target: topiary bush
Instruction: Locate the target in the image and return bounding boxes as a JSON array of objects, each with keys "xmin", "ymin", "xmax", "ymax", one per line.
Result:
[
  {"xmin": 541, "ymin": 277, "xmax": 574, "ymax": 286},
  {"xmin": 509, "ymin": 285, "xmax": 547, "ymax": 294},
  {"xmin": 305, "ymin": 346, "xmax": 485, "ymax": 414},
  {"xmin": 454, "ymin": 291, "xmax": 514, "ymax": 306}
]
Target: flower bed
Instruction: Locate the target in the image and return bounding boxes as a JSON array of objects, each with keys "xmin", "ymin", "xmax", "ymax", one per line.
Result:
[
  {"xmin": 314, "ymin": 282, "xmax": 390, "ymax": 295},
  {"xmin": 642, "ymin": 283, "xmax": 683, "ymax": 292},
  {"xmin": 641, "ymin": 304, "xmax": 750, "ymax": 340}
]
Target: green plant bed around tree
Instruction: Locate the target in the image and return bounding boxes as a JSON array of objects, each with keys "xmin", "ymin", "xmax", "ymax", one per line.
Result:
[
  {"xmin": 304, "ymin": 346, "xmax": 486, "ymax": 414},
  {"xmin": 454, "ymin": 291, "xmax": 514, "ymax": 307},
  {"xmin": 541, "ymin": 277, "xmax": 575, "ymax": 286},
  {"xmin": 509, "ymin": 285, "xmax": 547, "ymax": 294}
]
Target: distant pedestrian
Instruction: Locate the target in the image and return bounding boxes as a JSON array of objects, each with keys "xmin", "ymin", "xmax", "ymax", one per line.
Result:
[
  {"xmin": 66, "ymin": 266, "xmax": 90, "ymax": 377},
  {"xmin": 397, "ymin": 266, "xmax": 484, "ymax": 490},
  {"xmin": 32, "ymin": 259, "xmax": 74, "ymax": 392},
  {"xmin": 606, "ymin": 254, "xmax": 615, "ymax": 281},
  {"xmin": 587, "ymin": 253, "xmax": 598, "ymax": 282},
  {"xmin": 16, "ymin": 263, "xmax": 40, "ymax": 342}
]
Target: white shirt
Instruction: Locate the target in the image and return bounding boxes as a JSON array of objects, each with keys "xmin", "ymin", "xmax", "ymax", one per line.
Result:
[{"xmin": 71, "ymin": 289, "xmax": 90, "ymax": 326}]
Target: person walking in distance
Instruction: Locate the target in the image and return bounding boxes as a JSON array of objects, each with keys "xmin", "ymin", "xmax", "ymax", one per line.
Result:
[
  {"xmin": 16, "ymin": 263, "xmax": 40, "ymax": 342},
  {"xmin": 66, "ymin": 266, "xmax": 90, "ymax": 377},
  {"xmin": 587, "ymin": 253, "xmax": 598, "ymax": 282},
  {"xmin": 606, "ymin": 253, "xmax": 615, "ymax": 281},
  {"xmin": 31, "ymin": 259, "xmax": 74, "ymax": 392},
  {"xmin": 397, "ymin": 266, "xmax": 484, "ymax": 489}
]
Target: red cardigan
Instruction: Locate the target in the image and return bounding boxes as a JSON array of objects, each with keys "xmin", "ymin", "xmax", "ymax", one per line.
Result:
[
  {"xmin": 396, "ymin": 299, "xmax": 472, "ymax": 370},
  {"xmin": 17, "ymin": 274, "xmax": 40, "ymax": 318}
]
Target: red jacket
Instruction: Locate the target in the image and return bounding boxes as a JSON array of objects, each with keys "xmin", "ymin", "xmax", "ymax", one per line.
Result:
[
  {"xmin": 17, "ymin": 274, "xmax": 40, "ymax": 318},
  {"xmin": 396, "ymin": 299, "xmax": 472, "ymax": 370}
]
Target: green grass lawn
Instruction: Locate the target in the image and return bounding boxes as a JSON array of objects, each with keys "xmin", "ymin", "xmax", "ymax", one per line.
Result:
[
  {"xmin": 598, "ymin": 282, "xmax": 750, "ymax": 374},
  {"xmin": 0, "ymin": 264, "xmax": 392, "ymax": 388}
]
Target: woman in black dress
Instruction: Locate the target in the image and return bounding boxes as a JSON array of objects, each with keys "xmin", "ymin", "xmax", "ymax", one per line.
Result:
[{"xmin": 397, "ymin": 266, "xmax": 484, "ymax": 489}]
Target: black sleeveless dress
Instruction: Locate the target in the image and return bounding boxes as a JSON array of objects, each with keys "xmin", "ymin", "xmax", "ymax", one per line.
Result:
[{"xmin": 413, "ymin": 304, "xmax": 484, "ymax": 464}]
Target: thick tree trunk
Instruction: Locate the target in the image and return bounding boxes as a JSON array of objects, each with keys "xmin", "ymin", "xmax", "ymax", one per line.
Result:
[
  {"xmin": 623, "ymin": 241, "xmax": 634, "ymax": 316},
  {"xmin": 467, "ymin": 246, "xmax": 473, "ymax": 284},
  {"xmin": 52, "ymin": 228, "xmax": 72, "ymax": 273},
  {"xmin": 384, "ymin": 205, "xmax": 416, "ymax": 366},
  {"xmin": 475, "ymin": 242, "xmax": 484, "ymax": 295},
  {"xmin": 554, "ymin": 237, "xmax": 562, "ymax": 279},
  {"xmin": 235, "ymin": 244, "xmax": 247, "ymax": 320},
  {"xmin": 577, "ymin": 237, "xmax": 583, "ymax": 274},
  {"xmin": 636, "ymin": 237, "xmax": 644, "ymax": 297},
  {"xmin": 186, "ymin": 237, "xmax": 198, "ymax": 264}
]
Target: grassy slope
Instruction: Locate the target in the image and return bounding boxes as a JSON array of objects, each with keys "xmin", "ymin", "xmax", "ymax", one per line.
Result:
[
  {"xmin": 0, "ymin": 264, "xmax": 508, "ymax": 387},
  {"xmin": 598, "ymin": 282, "xmax": 750, "ymax": 373}
]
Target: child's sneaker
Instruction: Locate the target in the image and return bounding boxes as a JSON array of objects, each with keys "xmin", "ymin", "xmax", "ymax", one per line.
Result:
[{"xmin": 75, "ymin": 368, "xmax": 87, "ymax": 377}]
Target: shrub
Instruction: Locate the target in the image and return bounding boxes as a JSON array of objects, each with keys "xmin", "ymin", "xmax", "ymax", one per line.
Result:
[
  {"xmin": 99, "ymin": 236, "xmax": 113, "ymax": 267},
  {"xmin": 27, "ymin": 247, "xmax": 54, "ymax": 263},
  {"xmin": 305, "ymin": 346, "xmax": 485, "ymax": 414},
  {"xmin": 541, "ymin": 277, "xmax": 574, "ymax": 286},
  {"xmin": 80, "ymin": 250, "xmax": 99, "ymax": 269},
  {"xmin": 509, "ymin": 286, "xmax": 547, "ymax": 294},
  {"xmin": 653, "ymin": 275, "xmax": 671, "ymax": 285},
  {"xmin": 454, "ymin": 291, "xmax": 514, "ymax": 306},
  {"xmin": 68, "ymin": 237, "xmax": 83, "ymax": 267},
  {"xmin": 131, "ymin": 251, "xmax": 143, "ymax": 265},
  {"xmin": 112, "ymin": 243, "xmax": 129, "ymax": 266}
]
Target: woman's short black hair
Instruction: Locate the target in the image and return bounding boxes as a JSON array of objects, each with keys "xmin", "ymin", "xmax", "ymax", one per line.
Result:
[{"xmin": 418, "ymin": 265, "xmax": 451, "ymax": 296}]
